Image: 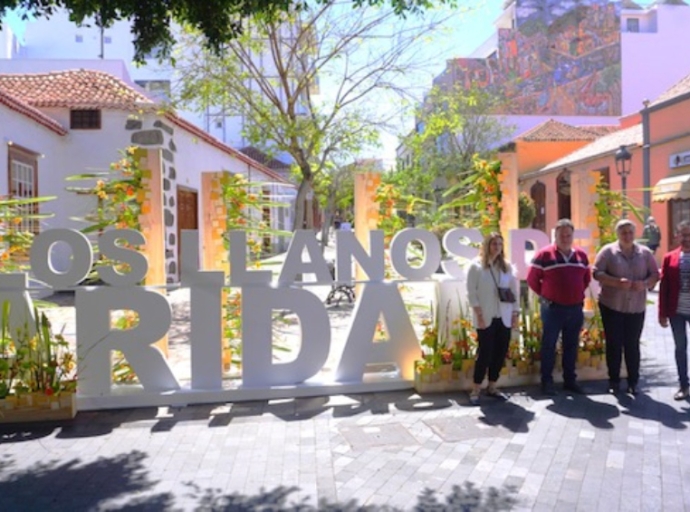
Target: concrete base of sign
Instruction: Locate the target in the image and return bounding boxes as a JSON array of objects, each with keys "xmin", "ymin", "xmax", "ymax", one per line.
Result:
[{"xmin": 76, "ymin": 376, "xmax": 414, "ymax": 411}]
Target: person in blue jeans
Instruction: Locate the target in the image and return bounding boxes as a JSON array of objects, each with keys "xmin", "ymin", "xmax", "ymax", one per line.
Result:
[{"xmin": 527, "ymin": 219, "xmax": 592, "ymax": 396}]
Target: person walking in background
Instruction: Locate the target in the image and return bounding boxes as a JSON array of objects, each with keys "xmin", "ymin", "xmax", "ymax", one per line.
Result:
[
  {"xmin": 659, "ymin": 220, "xmax": 690, "ymax": 400},
  {"xmin": 593, "ymin": 219, "xmax": 659, "ymax": 396},
  {"xmin": 527, "ymin": 219, "xmax": 591, "ymax": 396},
  {"xmin": 466, "ymin": 232, "xmax": 520, "ymax": 405},
  {"xmin": 642, "ymin": 216, "xmax": 662, "ymax": 254}
]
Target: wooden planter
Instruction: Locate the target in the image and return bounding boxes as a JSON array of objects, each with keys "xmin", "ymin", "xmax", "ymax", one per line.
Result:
[
  {"xmin": 414, "ymin": 356, "xmax": 614, "ymax": 394},
  {"xmin": 0, "ymin": 392, "xmax": 77, "ymax": 424}
]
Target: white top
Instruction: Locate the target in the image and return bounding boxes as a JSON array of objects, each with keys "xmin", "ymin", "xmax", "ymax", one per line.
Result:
[{"xmin": 466, "ymin": 259, "xmax": 520, "ymax": 329}]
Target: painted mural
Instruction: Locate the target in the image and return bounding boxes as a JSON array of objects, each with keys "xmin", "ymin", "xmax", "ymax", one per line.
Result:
[{"xmin": 443, "ymin": 0, "xmax": 622, "ymax": 116}]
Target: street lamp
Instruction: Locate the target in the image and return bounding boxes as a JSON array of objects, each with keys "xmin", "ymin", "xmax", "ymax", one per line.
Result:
[{"xmin": 615, "ymin": 145, "xmax": 633, "ymax": 217}]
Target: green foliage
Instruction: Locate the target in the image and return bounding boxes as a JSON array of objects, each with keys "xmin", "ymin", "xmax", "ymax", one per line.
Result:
[
  {"xmin": 518, "ymin": 192, "xmax": 536, "ymax": 228},
  {"xmin": 443, "ymin": 156, "xmax": 503, "ymax": 236},
  {"xmin": 394, "ymin": 83, "xmax": 513, "ymax": 209},
  {"xmin": 0, "ymin": 195, "xmax": 55, "ymax": 272},
  {"xmin": 593, "ymin": 176, "xmax": 645, "ymax": 251},
  {"xmin": 0, "ymin": 301, "xmax": 76, "ymax": 398}
]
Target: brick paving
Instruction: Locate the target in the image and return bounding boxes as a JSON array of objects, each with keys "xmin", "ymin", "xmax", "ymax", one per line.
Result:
[{"xmin": 1, "ymin": 292, "xmax": 689, "ymax": 511}]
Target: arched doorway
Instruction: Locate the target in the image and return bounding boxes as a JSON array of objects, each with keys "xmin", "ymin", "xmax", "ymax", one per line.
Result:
[
  {"xmin": 557, "ymin": 170, "xmax": 571, "ymax": 220},
  {"xmin": 530, "ymin": 181, "xmax": 546, "ymax": 232}
]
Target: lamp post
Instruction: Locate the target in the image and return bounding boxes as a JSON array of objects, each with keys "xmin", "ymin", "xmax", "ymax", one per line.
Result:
[{"xmin": 615, "ymin": 145, "xmax": 633, "ymax": 217}]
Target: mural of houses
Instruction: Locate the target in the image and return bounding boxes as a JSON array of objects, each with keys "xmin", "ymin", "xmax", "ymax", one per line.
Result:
[
  {"xmin": 426, "ymin": 0, "xmax": 690, "ymax": 142},
  {"xmin": 0, "ymin": 69, "xmax": 295, "ymax": 283}
]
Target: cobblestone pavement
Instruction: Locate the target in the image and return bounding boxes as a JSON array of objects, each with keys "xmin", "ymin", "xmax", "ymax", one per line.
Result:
[{"xmin": 1, "ymin": 288, "xmax": 689, "ymax": 511}]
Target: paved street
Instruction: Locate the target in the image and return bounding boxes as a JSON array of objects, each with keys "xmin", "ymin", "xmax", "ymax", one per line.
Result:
[{"xmin": 1, "ymin": 292, "xmax": 689, "ymax": 511}]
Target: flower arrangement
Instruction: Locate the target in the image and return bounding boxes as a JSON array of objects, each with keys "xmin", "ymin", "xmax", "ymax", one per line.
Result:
[
  {"xmin": 580, "ymin": 298, "xmax": 606, "ymax": 356},
  {"xmin": 0, "ymin": 196, "xmax": 55, "ymax": 273},
  {"xmin": 0, "ymin": 301, "xmax": 77, "ymax": 401},
  {"xmin": 416, "ymin": 299, "xmax": 477, "ymax": 374},
  {"xmin": 519, "ymin": 294, "xmax": 543, "ymax": 363}
]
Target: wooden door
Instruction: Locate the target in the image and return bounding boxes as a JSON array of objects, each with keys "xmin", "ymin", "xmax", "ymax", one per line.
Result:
[
  {"xmin": 530, "ymin": 181, "xmax": 546, "ymax": 232},
  {"xmin": 177, "ymin": 187, "xmax": 198, "ymax": 269}
]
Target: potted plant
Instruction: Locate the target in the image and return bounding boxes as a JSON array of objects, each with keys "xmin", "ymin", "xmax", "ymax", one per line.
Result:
[{"xmin": 0, "ymin": 301, "xmax": 77, "ymax": 423}]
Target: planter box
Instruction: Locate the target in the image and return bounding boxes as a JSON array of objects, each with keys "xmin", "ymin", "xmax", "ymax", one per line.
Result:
[
  {"xmin": 0, "ymin": 392, "xmax": 77, "ymax": 424},
  {"xmin": 414, "ymin": 357, "xmax": 614, "ymax": 394}
]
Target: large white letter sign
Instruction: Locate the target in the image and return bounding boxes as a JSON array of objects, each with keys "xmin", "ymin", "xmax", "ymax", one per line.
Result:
[
  {"xmin": 509, "ymin": 228, "xmax": 550, "ymax": 280},
  {"xmin": 98, "ymin": 229, "xmax": 149, "ymax": 286},
  {"xmin": 242, "ymin": 286, "xmax": 330, "ymax": 387},
  {"xmin": 30, "ymin": 228, "xmax": 93, "ymax": 289},
  {"xmin": 335, "ymin": 230, "xmax": 386, "ymax": 282},
  {"xmin": 181, "ymin": 230, "xmax": 224, "ymax": 390},
  {"xmin": 278, "ymin": 230, "xmax": 332, "ymax": 285},
  {"xmin": 389, "ymin": 228, "xmax": 441, "ymax": 280},
  {"xmin": 228, "ymin": 231, "xmax": 272, "ymax": 286},
  {"xmin": 441, "ymin": 228, "xmax": 482, "ymax": 277},
  {"xmin": 336, "ymin": 283, "xmax": 419, "ymax": 382},
  {"xmin": 76, "ymin": 288, "xmax": 178, "ymax": 395}
]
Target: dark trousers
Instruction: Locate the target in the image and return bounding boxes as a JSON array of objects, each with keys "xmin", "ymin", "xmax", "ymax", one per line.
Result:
[
  {"xmin": 599, "ymin": 302, "xmax": 644, "ymax": 387},
  {"xmin": 669, "ymin": 314, "xmax": 690, "ymax": 389},
  {"xmin": 473, "ymin": 317, "xmax": 511, "ymax": 384},
  {"xmin": 540, "ymin": 302, "xmax": 584, "ymax": 385}
]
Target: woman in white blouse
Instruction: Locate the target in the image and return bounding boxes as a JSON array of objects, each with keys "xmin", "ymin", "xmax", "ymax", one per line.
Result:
[{"xmin": 466, "ymin": 232, "xmax": 520, "ymax": 405}]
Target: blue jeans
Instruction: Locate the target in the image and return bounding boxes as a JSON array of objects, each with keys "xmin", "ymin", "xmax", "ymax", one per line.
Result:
[
  {"xmin": 540, "ymin": 302, "xmax": 584, "ymax": 385},
  {"xmin": 669, "ymin": 314, "xmax": 690, "ymax": 389}
]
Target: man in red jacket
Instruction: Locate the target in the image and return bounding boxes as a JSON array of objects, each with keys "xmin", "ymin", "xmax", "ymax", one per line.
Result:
[
  {"xmin": 527, "ymin": 219, "xmax": 591, "ymax": 396},
  {"xmin": 659, "ymin": 220, "xmax": 690, "ymax": 400}
]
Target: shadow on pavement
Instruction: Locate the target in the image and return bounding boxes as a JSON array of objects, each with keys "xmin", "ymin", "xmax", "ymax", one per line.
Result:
[
  {"xmin": 478, "ymin": 399, "xmax": 536, "ymax": 433},
  {"xmin": 183, "ymin": 480, "xmax": 518, "ymax": 511},
  {"xmin": 0, "ymin": 451, "xmax": 173, "ymax": 510},
  {"xmin": 618, "ymin": 392, "xmax": 689, "ymax": 430},
  {"xmin": 546, "ymin": 394, "xmax": 619, "ymax": 429}
]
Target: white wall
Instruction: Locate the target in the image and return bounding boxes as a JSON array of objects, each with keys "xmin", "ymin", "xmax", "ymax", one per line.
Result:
[{"xmin": 621, "ymin": 5, "xmax": 690, "ymax": 116}]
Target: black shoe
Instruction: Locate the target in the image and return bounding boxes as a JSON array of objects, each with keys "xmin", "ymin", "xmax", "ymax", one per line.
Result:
[
  {"xmin": 542, "ymin": 382, "xmax": 557, "ymax": 397},
  {"xmin": 608, "ymin": 381, "xmax": 620, "ymax": 395},
  {"xmin": 626, "ymin": 386, "xmax": 638, "ymax": 396},
  {"xmin": 563, "ymin": 382, "xmax": 585, "ymax": 394}
]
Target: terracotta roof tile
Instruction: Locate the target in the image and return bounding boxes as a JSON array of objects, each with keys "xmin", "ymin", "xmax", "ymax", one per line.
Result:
[
  {"xmin": 516, "ymin": 119, "xmax": 607, "ymax": 142},
  {"xmin": 0, "ymin": 88, "xmax": 67, "ymax": 135},
  {"xmin": 0, "ymin": 69, "xmax": 153, "ymax": 110},
  {"xmin": 580, "ymin": 125, "xmax": 620, "ymax": 136},
  {"xmin": 649, "ymin": 71, "xmax": 690, "ymax": 108},
  {"xmin": 530, "ymin": 123, "xmax": 643, "ymax": 177}
]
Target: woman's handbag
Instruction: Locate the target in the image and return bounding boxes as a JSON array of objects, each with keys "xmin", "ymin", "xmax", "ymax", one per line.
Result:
[{"xmin": 490, "ymin": 267, "xmax": 516, "ymax": 303}]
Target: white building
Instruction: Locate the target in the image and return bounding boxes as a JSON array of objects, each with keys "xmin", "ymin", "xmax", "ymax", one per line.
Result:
[{"xmin": 0, "ymin": 69, "xmax": 294, "ymax": 282}]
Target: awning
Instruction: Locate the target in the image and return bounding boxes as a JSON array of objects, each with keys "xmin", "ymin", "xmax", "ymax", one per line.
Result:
[{"xmin": 652, "ymin": 174, "xmax": 690, "ymax": 202}]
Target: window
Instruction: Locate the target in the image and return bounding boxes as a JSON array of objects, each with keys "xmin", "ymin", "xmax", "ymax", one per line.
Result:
[
  {"xmin": 75, "ymin": 34, "xmax": 83, "ymax": 43},
  {"xmin": 70, "ymin": 109, "xmax": 101, "ymax": 129},
  {"xmin": 627, "ymin": 18, "xmax": 640, "ymax": 33},
  {"xmin": 8, "ymin": 145, "xmax": 39, "ymax": 234}
]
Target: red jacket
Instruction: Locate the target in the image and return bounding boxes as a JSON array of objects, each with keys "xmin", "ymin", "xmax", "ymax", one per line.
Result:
[
  {"xmin": 527, "ymin": 244, "xmax": 591, "ymax": 306},
  {"xmin": 659, "ymin": 248, "xmax": 683, "ymax": 319}
]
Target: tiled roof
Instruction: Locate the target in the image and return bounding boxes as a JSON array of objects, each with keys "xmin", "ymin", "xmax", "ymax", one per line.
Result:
[
  {"xmin": 165, "ymin": 114, "xmax": 292, "ymax": 185},
  {"xmin": 525, "ymin": 123, "xmax": 643, "ymax": 178},
  {"xmin": 580, "ymin": 125, "xmax": 620, "ymax": 137},
  {"xmin": 0, "ymin": 88, "xmax": 67, "ymax": 135},
  {"xmin": 239, "ymin": 147, "xmax": 291, "ymax": 171},
  {"xmin": 516, "ymin": 119, "xmax": 607, "ymax": 142},
  {"xmin": 649, "ymin": 71, "xmax": 690, "ymax": 108},
  {"xmin": 0, "ymin": 69, "xmax": 153, "ymax": 110}
]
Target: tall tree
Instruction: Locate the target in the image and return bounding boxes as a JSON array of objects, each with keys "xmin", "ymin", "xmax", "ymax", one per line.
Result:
[
  {"xmin": 172, "ymin": 1, "xmax": 458, "ymax": 230},
  {"xmin": 393, "ymin": 82, "xmax": 513, "ymax": 221},
  {"xmin": 0, "ymin": 0, "xmax": 459, "ymax": 63}
]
